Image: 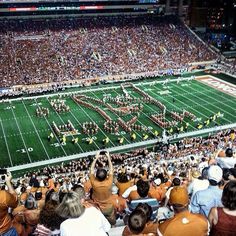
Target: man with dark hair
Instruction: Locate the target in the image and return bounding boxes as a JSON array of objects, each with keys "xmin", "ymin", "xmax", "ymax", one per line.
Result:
[
  {"xmin": 127, "ymin": 209, "xmax": 147, "ymax": 235},
  {"xmin": 216, "ymin": 147, "xmax": 236, "ymax": 168},
  {"xmin": 125, "ymin": 179, "xmax": 159, "ymax": 222},
  {"xmin": 158, "ymin": 187, "xmax": 209, "ymax": 236},
  {"xmin": 89, "ymin": 151, "xmax": 116, "ymax": 225}
]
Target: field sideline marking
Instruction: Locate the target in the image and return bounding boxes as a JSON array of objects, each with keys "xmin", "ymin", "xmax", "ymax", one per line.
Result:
[
  {"xmin": 22, "ymin": 100, "xmax": 51, "ymax": 160},
  {"xmin": 9, "ymin": 103, "xmax": 32, "ymax": 163},
  {"xmin": 34, "ymin": 98, "xmax": 68, "ymax": 156},
  {"xmin": 0, "ymin": 119, "xmax": 13, "ymax": 167},
  {"xmin": 7, "ymin": 122, "xmax": 236, "ymax": 172}
]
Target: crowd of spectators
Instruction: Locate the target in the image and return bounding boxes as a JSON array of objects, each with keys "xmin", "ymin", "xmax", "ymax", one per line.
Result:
[
  {"xmin": 0, "ymin": 16, "xmax": 216, "ymax": 88},
  {"xmin": 0, "ymin": 128, "xmax": 236, "ymax": 235}
]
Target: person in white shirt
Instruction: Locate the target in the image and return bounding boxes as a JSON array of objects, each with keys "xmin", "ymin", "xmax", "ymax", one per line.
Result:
[
  {"xmin": 188, "ymin": 168, "xmax": 209, "ymax": 201},
  {"xmin": 56, "ymin": 188, "xmax": 111, "ymax": 236}
]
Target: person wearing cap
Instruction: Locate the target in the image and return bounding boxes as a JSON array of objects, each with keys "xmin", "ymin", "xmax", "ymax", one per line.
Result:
[
  {"xmin": 190, "ymin": 165, "xmax": 223, "ymax": 217},
  {"xmin": 157, "ymin": 186, "xmax": 209, "ymax": 236},
  {"xmin": 148, "ymin": 178, "xmax": 166, "ymax": 202},
  {"xmin": 188, "ymin": 167, "xmax": 209, "ymax": 200}
]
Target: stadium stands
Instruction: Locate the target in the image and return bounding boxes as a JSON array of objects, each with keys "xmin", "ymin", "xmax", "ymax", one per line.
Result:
[{"xmin": 0, "ymin": 16, "xmax": 216, "ymax": 88}]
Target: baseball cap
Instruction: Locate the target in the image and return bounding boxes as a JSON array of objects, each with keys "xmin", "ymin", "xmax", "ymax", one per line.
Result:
[
  {"xmin": 169, "ymin": 187, "xmax": 189, "ymax": 206},
  {"xmin": 192, "ymin": 170, "xmax": 201, "ymax": 179},
  {"xmin": 154, "ymin": 178, "xmax": 161, "ymax": 186},
  {"xmin": 208, "ymin": 165, "xmax": 223, "ymax": 183}
]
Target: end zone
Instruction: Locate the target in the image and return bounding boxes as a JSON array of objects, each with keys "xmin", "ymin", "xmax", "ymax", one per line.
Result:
[{"xmin": 196, "ymin": 75, "xmax": 236, "ymax": 98}]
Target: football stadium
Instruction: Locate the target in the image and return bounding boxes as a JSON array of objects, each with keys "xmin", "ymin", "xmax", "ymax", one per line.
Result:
[{"xmin": 0, "ymin": 0, "xmax": 236, "ymax": 235}]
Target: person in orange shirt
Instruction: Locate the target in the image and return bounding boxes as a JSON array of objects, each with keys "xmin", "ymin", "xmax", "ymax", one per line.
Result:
[
  {"xmin": 115, "ymin": 172, "xmax": 132, "ymax": 196},
  {"xmin": 0, "ymin": 172, "xmax": 18, "ymax": 236},
  {"xmin": 158, "ymin": 186, "xmax": 209, "ymax": 236},
  {"xmin": 148, "ymin": 178, "xmax": 166, "ymax": 202},
  {"xmin": 90, "ymin": 151, "xmax": 116, "ymax": 225}
]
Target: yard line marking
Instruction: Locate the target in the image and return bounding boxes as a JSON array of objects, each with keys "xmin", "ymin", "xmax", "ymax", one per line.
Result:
[
  {"xmin": 0, "ymin": 119, "xmax": 13, "ymax": 167},
  {"xmin": 142, "ymin": 84, "xmax": 211, "ymax": 124},
  {"xmin": 192, "ymin": 81, "xmax": 236, "ymax": 118},
  {"xmin": 22, "ymin": 100, "xmax": 50, "ymax": 160},
  {"xmin": 9, "ymin": 103, "xmax": 32, "ymax": 163},
  {"xmin": 137, "ymin": 85, "xmax": 196, "ymax": 130},
  {"xmin": 69, "ymin": 97, "xmax": 104, "ymax": 149},
  {"xmin": 171, "ymin": 82, "xmax": 233, "ymax": 123},
  {"xmin": 34, "ymin": 98, "xmax": 67, "ymax": 156},
  {"xmin": 45, "ymin": 97, "xmax": 85, "ymax": 152}
]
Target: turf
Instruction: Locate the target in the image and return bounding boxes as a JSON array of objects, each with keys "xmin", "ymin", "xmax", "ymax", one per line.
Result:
[{"xmin": 0, "ymin": 74, "xmax": 236, "ymax": 169}]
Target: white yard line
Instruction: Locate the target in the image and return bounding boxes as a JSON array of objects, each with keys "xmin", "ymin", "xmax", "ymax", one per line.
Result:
[
  {"xmin": 22, "ymin": 100, "xmax": 50, "ymax": 160},
  {"xmin": 192, "ymin": 81, "xmax": 236, "ymax": 116},
  {"xmin": 45, "ymin": 97, "xmax": 85, "ymax": 152},
  {"xmin": 34, "ymin": 98, "xmax": 68, "ymax": 156},
  {"xmin": 110, "ymin": 88, "xmax": 161, "ymax": 136},
  {"xmin": 94, "ymin": 88, "xmax": 142, "ymax": 141},
  {"xmin": 0, "ymin": 119, "xmax": 13, "ymax": 167},
  {"xmin": 138, "ymin": 85, "xmax": 197, "ymax": 130},
  {"xmin": 171, "ymin": 82, "xmax": 233, "ymax": 123},
  {"xmin": 70, "ymin": 97, "xmax": 109, "ymax": 148},
  {"xmin": 9, "ymin": 103, "xmax": 32, "ymax": 163}
]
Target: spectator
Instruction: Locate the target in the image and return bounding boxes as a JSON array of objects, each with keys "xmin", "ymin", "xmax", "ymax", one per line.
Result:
[
  {"xmin": 158, "ymin": 186, "xmax": 209, "ymax": 236},
  {"xmin": 34, "ymin": 196, "xmax": 64, "ymax": 236},
  {"xmin": 57, "ymin": 189, "xmax": 111, "ymax": 236},
  {"xmin": 124, "ymin": 179, "xmax": 159, "ymax": 222},
  {"xmin": 0, "ymin": 173, "xmax": 18, "ymax": 236},
  {"xmin": 208, "ymin": 180, "xmax": 236, "ymax": 236},
  {"xmin": 190, "ymin": 165, "xmax": 223, "ymax": 217},
  {"xmin": 89, "ymin": 151, "xmax": 116, "ymax": 225},
  {"xmin": 188, "ymin": 167, "xmax": 209, "ymax": 200},
  {"xmin": 123, "ymin": 203, "xmax": 158, "ymax": 236}
]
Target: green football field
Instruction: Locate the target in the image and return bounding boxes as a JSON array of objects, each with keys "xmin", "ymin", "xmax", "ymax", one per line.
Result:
[{"xmin": 0, "ymin": 74, "xmax": 236, "ymax": 171}]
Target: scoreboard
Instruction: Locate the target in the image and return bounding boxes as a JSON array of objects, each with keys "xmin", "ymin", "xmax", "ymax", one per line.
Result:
[{"xmin": 0, "ymin": 0, "xmax": 164, "ymax": 17}]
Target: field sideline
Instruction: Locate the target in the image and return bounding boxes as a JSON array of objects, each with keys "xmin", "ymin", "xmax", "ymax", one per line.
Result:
[{"xmin": 0, "ymin": 74, "xmax": 236, "ymax": 172}]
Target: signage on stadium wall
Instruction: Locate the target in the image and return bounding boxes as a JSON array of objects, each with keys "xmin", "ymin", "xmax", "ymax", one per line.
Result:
[{"xmin": 197, "ymin": 76, "xmax": 236, "ymax": 98}]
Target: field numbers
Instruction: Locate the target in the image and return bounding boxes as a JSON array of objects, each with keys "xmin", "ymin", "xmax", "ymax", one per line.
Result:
[{"xmin": 16, "ymin": 147, "xmax": 33, "ymax": 153}]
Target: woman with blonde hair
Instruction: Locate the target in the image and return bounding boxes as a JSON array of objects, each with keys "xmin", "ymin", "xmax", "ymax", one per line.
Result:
[{"xmin": 56, "ymin": 188, "xmax": 111, "ymax": 236}]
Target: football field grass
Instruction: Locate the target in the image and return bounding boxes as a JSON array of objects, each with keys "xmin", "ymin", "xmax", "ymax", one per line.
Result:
[{"xmin": 0, "ymin": 74, "xmax": 236, "ymax": 171}]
